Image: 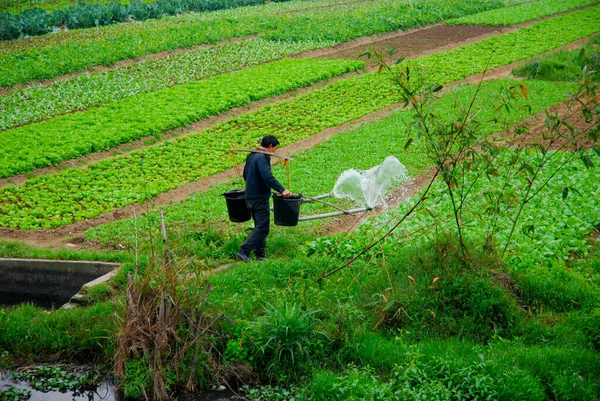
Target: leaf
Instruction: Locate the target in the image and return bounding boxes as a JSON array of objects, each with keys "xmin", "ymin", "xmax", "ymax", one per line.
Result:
[
  {"xmin": 487, "ymin": 168, "xmax": 499, "ymax": 177},
  {"xmin": 561, "ymin": 187, "xmax": 569, "ymax": 201},
  {"xmin": 432, "ymin": 277, "xmax": 439, "ymax": 283},
  {"xmin": 407, "ymin": 276, "xmax": 416, "ymax": 286},
  {"xmin": 404, "ymin": 137, "xmax": 413, "ymax": 150},
  {"xmin": 519, "ymin": 84, "xmax": 528, "ymax": 100},
  {"xmin": 581, "ymin": 154, "xmax": 595, "ymax": 169}
]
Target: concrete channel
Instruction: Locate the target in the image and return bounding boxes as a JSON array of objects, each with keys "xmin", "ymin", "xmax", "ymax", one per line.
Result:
[{"xmin": 0, "ymin": 258, "xmax": 119, "ymax": 309}]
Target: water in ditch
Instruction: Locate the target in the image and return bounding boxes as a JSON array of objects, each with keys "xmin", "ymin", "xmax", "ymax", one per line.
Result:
[
  {"xmin": 332, "ymin": 156, "xmax": 410, "ymax": 208},
  {"xmin": 0, "ymin": 371, "xmax": 117, "ymax": 401}
]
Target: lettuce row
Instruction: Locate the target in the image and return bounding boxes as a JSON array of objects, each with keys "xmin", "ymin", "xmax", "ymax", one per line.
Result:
[{"xmin": 0, "ymin": 57, "xmax": 364, "ymax": 178}]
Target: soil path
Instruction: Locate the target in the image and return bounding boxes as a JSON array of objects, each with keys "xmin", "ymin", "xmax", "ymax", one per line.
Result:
[{"xmin": 1, "ymin": 28, "xmax": 596, "ymax": 248}]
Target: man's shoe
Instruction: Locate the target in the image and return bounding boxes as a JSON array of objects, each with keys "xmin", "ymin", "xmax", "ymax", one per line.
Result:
[
  {"xmin": 236, "ymin": 252, "xmax": 251, "ymax": 263},
  {"xmin": 256, "ymin": 255, "xmax": 267, "ymax": 261}
]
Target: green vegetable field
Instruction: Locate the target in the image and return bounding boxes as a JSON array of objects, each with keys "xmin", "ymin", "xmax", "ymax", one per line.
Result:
[{"xmin": 0, "ymin": 1, "xmax": 599, "ymax": 400}]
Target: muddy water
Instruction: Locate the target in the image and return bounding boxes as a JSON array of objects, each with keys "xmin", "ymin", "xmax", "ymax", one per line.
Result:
[
  {"xmin": 0, "ymin": 376, "xmax": 117, "ymax": 401},
  {"xmin": 0, "ymin": 373, "xmax": 242, "ymax": 401}
]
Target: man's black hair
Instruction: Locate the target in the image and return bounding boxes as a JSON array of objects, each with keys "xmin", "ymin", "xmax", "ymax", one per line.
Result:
[{"xmin": 261, "ymin": 135, "xmax": 280, "ymax": 148}]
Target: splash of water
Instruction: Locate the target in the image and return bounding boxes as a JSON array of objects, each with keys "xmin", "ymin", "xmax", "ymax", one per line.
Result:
[{"xmin": 332, "ymin": 156, "xmax": 410, "ymax": 208}]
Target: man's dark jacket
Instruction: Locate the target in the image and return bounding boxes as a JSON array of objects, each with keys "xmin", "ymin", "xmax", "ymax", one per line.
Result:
[{"xmin": 243, "ymin": 151, "xmax": 285, "ymax": 200}]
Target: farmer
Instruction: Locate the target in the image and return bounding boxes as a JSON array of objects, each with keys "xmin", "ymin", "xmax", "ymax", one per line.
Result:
[{"xmin": 237, "ymin": 135, "xmax": 292, "ymax": 263}]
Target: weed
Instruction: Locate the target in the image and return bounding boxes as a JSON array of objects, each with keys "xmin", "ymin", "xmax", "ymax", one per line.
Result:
[
  {"xmin": 0, "ymin": 386, "xmax": 31, "ymax": 401},
  {"xmin": 247, "ymin": 302, "xmax": 329, "ymax": 382}
]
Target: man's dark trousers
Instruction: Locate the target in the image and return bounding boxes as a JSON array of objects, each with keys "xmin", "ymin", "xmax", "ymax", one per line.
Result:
[{"xmin": 240, "ymin": 198, "xmax": 270, "ymax": 258}]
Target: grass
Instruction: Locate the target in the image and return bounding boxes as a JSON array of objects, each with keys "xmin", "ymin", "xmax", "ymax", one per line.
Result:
[{"xmin": 513, "ymin": 35, "xmax": 600, "ymax": 81}]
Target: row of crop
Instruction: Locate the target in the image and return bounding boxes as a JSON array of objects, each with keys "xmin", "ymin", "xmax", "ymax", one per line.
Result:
[
  {"xmin": 0, "ymin": 58, "xmax": 364, "ymax": 178},
  {"xmin": 0, "ymin": 0, "xmax": 294, "ymax": 41},
  {"xmin": 0, "ymin": 8, "xmax": 595, "ymax": 228},
  {"xmin": 85, "ymin": 79, "xmax": 577, "ymax": 245},
  {"xmin": 446, "ymin": 0, "xmax": 600, "ymax": 26},
  {"xmin": 0, "ymin": 38, "xmax": 332, "ymax": 131},
  {"xmin": 0, "ymin": 76, "xmax": 575, "ymax": 231},
  {"xmin": 0, "ymin": 0, "xmax": 505, "ymax": 88}
]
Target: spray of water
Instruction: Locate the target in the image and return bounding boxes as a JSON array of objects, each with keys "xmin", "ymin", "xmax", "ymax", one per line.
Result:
[{"xmin": 332, "ymin": 156, "xmax": 410, "ymax": 208}]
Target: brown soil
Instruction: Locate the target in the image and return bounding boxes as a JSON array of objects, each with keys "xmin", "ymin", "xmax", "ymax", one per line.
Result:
[
  {"xmin": 2, "ymin": 23, "xmax": 597, "ymax": 248},
  {"xmin": 511, "ymin": 99, "xmax": 598, "ymax": 151},
  {"xmin": 306, "ymin": 24, "xmax": 507, "ymax": 65}
]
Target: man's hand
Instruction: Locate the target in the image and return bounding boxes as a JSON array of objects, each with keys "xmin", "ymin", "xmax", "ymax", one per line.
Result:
[{"xmin": 282, "ymin": 189, "xmax": 292, "ymax": 198}]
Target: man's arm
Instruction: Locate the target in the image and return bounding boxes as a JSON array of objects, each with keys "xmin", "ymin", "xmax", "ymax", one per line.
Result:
[{"xmin": 257, "ymin": 155, "xmax": 285, "ymax": 193}]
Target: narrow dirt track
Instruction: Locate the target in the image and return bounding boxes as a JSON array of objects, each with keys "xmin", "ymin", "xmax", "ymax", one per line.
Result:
[{"xmin": 1, "ymin": 24, "xmax": 597, "ymax": 248}]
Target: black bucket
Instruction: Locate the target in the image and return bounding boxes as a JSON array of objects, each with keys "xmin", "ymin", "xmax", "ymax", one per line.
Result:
[
  {"xmin": 223, "ymin": 189, "xmax": 251, "ymax": 223},
  {"xmin": 273, "ymin": 194, "xmax": 303, "ymax": 226}
]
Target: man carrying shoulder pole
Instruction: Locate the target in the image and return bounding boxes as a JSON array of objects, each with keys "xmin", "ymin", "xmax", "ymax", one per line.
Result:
[{"xmin": 237, "ymin": 136, "xmax": 292, "ymax": 263}]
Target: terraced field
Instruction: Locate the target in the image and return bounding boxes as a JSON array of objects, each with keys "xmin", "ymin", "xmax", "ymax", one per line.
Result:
[{"xmin": 1, "ymin": 1, "xmax": 599, "ymax": 400}]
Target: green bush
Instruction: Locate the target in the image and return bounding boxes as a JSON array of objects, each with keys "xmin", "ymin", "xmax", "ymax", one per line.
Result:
[{"xmin": 369, "ymin": 237, "xmax": 520, "ymax": 342}]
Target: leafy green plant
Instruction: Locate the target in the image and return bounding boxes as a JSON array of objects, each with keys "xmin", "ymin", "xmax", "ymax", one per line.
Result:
[
  {"xmin": 10, "ymin": 365, "xmax": 98, "ymax": 396},
  {"xmin": 0, "ymin": 386, "xmax": 31, "ymax": 401},
  {"xmin": 242, "ymin": 384, "xmax": 304, "ymax": 401}
]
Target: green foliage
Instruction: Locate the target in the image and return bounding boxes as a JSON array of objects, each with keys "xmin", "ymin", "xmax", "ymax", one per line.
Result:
[
  {"xmin": 0, "ymin": 301, "xmax": 119, "ymax": 361},
  {"xmin": 242, "ymin": 384, "xmax": 304, "ymax": 401},
  {"xmin": 0, "ymin": 57, "xmax": 363, "ymax": 178},
  {"xmin": 513, "ymin": 40, "xmax": 600, "ymax": 82},
  {"xmin": 81, "ymin": 282, "xmax": 115, "ymax": 305},
  {"xmin": 0, "ymin": 386, "xmax": 31, "ymax": 401},
  {"xmin": 363, "ymin": 236, "xmax": 520, "ymax": 342},
  {"xmin": 513, "ymin": 265, "xmax": 600, "ymax": 313},
  {"xmin": 0, "ymin": 238, "xmax": 129, "ymax": 263},
  {"xmin": 307, "ymin": 356, "xmax": 543, "ymax": 401},
  {"xmin": 248, "ymin": 302, "xmax": 329, "ymax": 382},
  {"xmin": 123, "ymin": 357, "xmax": 152, "ymax": 400},
  {"xmin": 446, "ymin": 0, "xmax": 599, "ymax": 26},
  {"xmin": 582, "ymin": 308, "xmax": 600, "ymax": 350}
]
